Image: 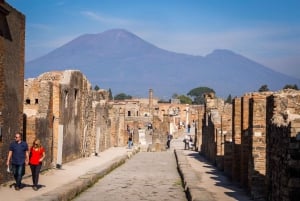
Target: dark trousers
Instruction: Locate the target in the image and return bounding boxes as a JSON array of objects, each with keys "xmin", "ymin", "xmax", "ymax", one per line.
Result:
[
  {"xmin": 184, "ymin": 141, "xmax": 189, "ymax": 150},
  {"xmin": 167, "ymin": 140, "xmax": 170, "ymax": 148},
  {"xmin": 12, "ymin": 164, "xmax": 25, "ymax": 188},
  {"xmin": 30, "ymin": 163, "xmax": 42, "ymax": 187}
]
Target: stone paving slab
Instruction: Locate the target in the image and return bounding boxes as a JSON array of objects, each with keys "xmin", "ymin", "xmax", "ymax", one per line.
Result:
[
  {"xmin": 0, "ymin": 146, "xmax": 138, "ymax": 201},
  {"xmin": 73, "ymin": 152, "xmax": 187, "ymax": 201}
]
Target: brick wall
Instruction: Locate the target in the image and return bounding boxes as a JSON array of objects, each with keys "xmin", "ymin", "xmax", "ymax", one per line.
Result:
[
  {"xmin": 266, "ymin": 90, "xmax": 300, "ymax": 201},
  {"xmin": 0, "ymin": 1, "xmax": 25, "ymax": 184},
  {"xmin": 248, "ymin": 93, "xmax": 269, "ymax": 200},
  {"xmin": 24, "ymin": 79, "xmax": 53, "ymax": 171},
  {"xmin": 240, "ymin": 94, "xmax": 251, "ymax": 188}
]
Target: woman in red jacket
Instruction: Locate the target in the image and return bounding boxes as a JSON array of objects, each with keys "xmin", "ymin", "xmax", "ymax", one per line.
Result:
[{"xmin": 29, "ymin": 139, "xmax": 45, "ymax": 191}]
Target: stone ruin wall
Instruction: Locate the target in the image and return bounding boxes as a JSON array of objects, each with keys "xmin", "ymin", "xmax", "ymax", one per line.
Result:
[
  {"xmin": 150, "ymin": 115, "xmax": 170, "ymax": 152},
  {"xmin": 202, "ymin": 93, "xmax": 232, "ymax": 171},
  {"xmin": 193, "ymin": 105, "xmax": 205, "ymax": 152},
  {"xmin": 201, "ymin": 90, "xmax": 300, "ymax": 201},
  {"xmin": 247, "ymin": 92, "xmax": 270, "ymax": 199},
  {"xmin": 22, "ymin": 70, "xmax": 113, "ymax": 170},
  {"xmin": 266, "ymin": 90, "xmax": 300, "ymax": 201},
  {"xmin": 0, "ymin": 1, "xmax": 25, "ymax": 184},
  {"xmin": 109, "ymin": 103, "xmax": 126, "ymax": 148},
  {"xmin": 24, "ymin": 78, "xmax": 54, "ymax": 173},
  {"xmin": 232, "ymin": 97, "xmax": 242, "ymax": 181},
  {"xmin": 240, "ymin": 94, "xmax": 251, "ymax": 188}
]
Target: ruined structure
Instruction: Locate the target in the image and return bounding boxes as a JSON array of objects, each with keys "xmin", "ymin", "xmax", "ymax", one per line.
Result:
[
  {"xmin": 0, "ymin": 1, "xmax": 25, "ymax": 184},
  {"xmin": 23, "ymin": 70, "xmax": 113, "ymax": 169},
  {"xmin": 201, "ymin": 90, "xmax": 300, "ymax": 201},
  {"xmin": 202, "ymin": 93, "xmax": 232, "ymax": 170},
  {"xmin": 266, "ymin": 90, "xmax": 300, "ymax": 201}
]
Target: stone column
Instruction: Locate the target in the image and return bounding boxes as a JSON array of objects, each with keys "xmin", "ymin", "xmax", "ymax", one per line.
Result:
[
  {"xmin": 248, "ymin": 93, "xmax": 267, "ymax": 200},
  {"xmin": 240, "ymin": 94, "xmax": 251, "ymax": 189},
  {"xmin": 232, "ymin": 97, "xmax": 242, "ymax": 182}
]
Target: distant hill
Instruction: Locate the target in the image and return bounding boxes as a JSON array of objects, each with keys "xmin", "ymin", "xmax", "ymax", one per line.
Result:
[{"xmin": 25, "ymin": 29, "xmax": 300, "ymax": 99}]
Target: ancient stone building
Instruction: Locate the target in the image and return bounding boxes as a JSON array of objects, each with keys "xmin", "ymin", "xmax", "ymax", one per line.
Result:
[
  {"xmin": 23, "ymin": 70, "xmax": 111, "ymax": 169},
  {"xmin": 90, "ymin": 89, "xmax": 111, "ymax": 154},
  {"xmin": 202, "ymin": 90, "xmax": 300, "ymax": 201},
  {"xmin": 23, "ymin": 78, "xmax": 54, "ymax": 171},
  {"xmin": 266, "ymin": 89, "xmax": 300, "ymax": 201},
  {"xmin": 201, "ymin": 93, "xmax": 232, "ymax": 170},
  {"xmin": 0, "ymin": 1, "xmax": 25, "ymax": 184}
]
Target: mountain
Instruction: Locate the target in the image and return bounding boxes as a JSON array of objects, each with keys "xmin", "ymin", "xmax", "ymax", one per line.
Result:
[{"xmin": 25, "ymin": 29, "xmax": 300, "ymax": 99}]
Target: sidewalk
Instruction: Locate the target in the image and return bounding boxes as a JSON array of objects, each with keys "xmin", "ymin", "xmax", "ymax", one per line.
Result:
[
  {"xmin": 172, "ymin": 133, "xmax": 251, "ymax": 201},
  {"xmin": 0, "ymin": 146, "xmax": 138, "ymax": 201}
]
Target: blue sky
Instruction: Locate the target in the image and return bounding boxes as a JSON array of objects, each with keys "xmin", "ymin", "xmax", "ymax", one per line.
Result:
[{"xmin": 6, "ymin": 0, "xmax": 300, "ymax": 79}]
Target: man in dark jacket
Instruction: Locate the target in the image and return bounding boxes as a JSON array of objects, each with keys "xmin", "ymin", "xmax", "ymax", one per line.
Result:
[{"xmin": 6, "ymin": 132, "xmax": 29, "ymax": 190}]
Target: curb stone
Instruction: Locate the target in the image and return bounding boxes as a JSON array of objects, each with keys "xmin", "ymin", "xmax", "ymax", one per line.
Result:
[{"xmin": 174, "ymin": 149, "xmax": 215, "ymax": 201}]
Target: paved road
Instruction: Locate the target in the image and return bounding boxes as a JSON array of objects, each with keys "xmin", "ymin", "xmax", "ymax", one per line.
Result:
[{"xmin": 73, "ymin": 152, "xmax": 187, "ymax": 201}]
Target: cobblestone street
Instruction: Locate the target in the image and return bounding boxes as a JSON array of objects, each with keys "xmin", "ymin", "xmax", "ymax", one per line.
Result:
[{"xmin": 73, "ymin": 152, "xmax": 187, "ymax": 201}]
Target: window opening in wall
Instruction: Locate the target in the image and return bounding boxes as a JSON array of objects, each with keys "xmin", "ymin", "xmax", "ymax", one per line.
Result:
[
  {"xmin": 35, "ymin": 99, "xmax": 38, "ymax": 104},
  {"xmin": 25, "ymin": 99, "xmax": 30, "ymax": 104},
  {"xmin": 64, "ymin": 90, "xmax": 68, "ymax": 108},
  {"xmin": 137, "ymin": 111, "xmax": 139, "ymax": 116},
  {"xmin": 128, "ymin": 111, "xmax": 131, "ymax": 116},
  {"xmin": 74, "ymin": 88, "xmax": 78, "ymax": 100},
  {"xmin": 0, "ymin": 6, "xmax": 12, "ymax": 41},
  {"xmin": 74, "ymin": 88, "xmax": 78, "ymax": 116}
]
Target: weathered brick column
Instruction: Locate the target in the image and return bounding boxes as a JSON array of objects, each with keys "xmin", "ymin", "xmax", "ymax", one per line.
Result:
[
  {"xmin": 241, "ymin": 94, "xmax": 251, "ymax": 189},
  {"xmin": 248, "ymin": 93, "xmax": 268, "ymax": 200},
  {"xmin": 232, "ymin": 97, "xmax": 242, "ymax": 182},
  {"xmin": 224, "ymin": 140, "xmax": 233, "ymax": 178}
]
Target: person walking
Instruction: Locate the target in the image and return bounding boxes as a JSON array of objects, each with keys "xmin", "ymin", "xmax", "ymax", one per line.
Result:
[
  {"xmin": 166, "ymin": 132, "xmax": 173, "ymax": 149},
  {"xmin": 6, "ymin": 132, "xmax": 29, "ymax": 190},
  {"xmin": 184, "ymin": 134, "xmax": 189, "ymax": 150},
  {"xmin": 127, "ymin": 129, "xmax": 133, "ymax": 149},
  {"xmin": 29, "ymin": 138, "xmax": 45, "ymax": 191},
  {"xmin": 189, "ymin": 135, "xmax": 193, "ymax": 150},
  {"xmin": 187, "ymin": 123, "xmax": 191, "ymax": 133}
]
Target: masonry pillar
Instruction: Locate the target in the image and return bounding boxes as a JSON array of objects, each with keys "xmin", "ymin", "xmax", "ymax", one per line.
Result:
[
  {"xmin": 232, "ymin": 97, "xmax": 242, "ymax": 182},
  {"xmin": 248, "ymin": 93, "xmax": 267, "ymax": 200},
  {"xmin": 149, "ymin": 89, "xmax": 153, "ymax": 116},
  {"xmin": 240, "ymin": 94, "xmax": 251, "ymax": 189}
]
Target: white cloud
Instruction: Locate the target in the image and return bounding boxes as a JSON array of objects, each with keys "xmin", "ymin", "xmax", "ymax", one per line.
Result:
[
  {"xmin": 80, "ymin": 11, "xmax": 134, "ymax": 27},
  {"xmin": 28, "ymin": 23, "xmax": 52, "ymax": 31}
]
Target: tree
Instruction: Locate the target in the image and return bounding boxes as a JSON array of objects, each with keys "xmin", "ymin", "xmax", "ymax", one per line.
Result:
[
  {"xmin": 158, "ymin": 99, "xmax": 170, "ymax": 103},
  {"xmin": 283, "ymin": 84, "xmax": 298, "ymax": 90},
  {"xmin": 108, "ymin": 88, "xmax": 113, "ymax": 100},
  {"xmin": 177, "ymin": 95, "xmax": 192, "ymax": 104},
  {"xmin": 258, "ymin": 84, "xmax": 269, "ymax": 92},
  {"xmin": 94, "ymin": 85, "xmax": 100, "ymax": 91},
  {"xmin": 172, "ymin": 93, "xmax": 179, "ymax": 99},
  {"xmin": 114, "ymin": 93, "xmax": 132, "ymax": 100},
  {"xmin": 225, "ymin": 94, "xmax": 232, "ymax": 104},
  {"xmin": 187, "ymin": 86, "xmax": 215, "ymax": 104}
]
